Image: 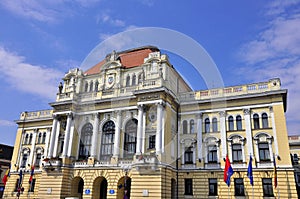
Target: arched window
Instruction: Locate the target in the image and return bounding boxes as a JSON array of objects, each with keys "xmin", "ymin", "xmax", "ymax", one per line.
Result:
[
  {"xmin": 95, "ymin": 80, "xmax": 99, "ymax": 92},
  {"xmin": 84, "ymin": 81, "xmax": 88, "ymax": 92},
  {"xmin": 212, "ymin": 118, "xmax": 218, "ymax": 132},
  {"xmin": 101, "ymin": 121, "xmax": 115, "ymax": 161},
  {"xmin": 29, "ymin": 133, "xmax": 33, "ymax": 144},
  {"xmin": 24, "ymin": 134, "xmax": 29, "ymax": 145},
  {"xmin": 42, "ymin": 132, "xmax": 46, "ymax": 144},
  {"xmin": 236, "ymin": 115, "xmax": 242, "ymax": 130},
  {"xmin": 253, "ymin": 114, "xmax": 260, "ymax": 129},
  {"xmin": 79, "ymin": 123, "xmax": 93, "ymax": 160},
  {"xmin": 89, "ymin": 81, "xmax": 94, "ymax": 92},
  {"xmin": 205, "ymin": 118, "xmax": 210, "ymax": 133},
  {"xmin": 182, "ymin": 120, "xmax": 188, "ymax": 134},
  {"xmin": 124, "ymin": 119, "xmax": 137, "ymax": 158},
  {"xmin": 126, "ymin": 75, "xmax": 130, "ymax": 87},
  {"xmin": 228, "ymin": 116, "xmax": 234, "ymax": 131},
  {"xmin": 190, "ymin": 120, "xmax": 195, "ymax": 134},
  {"xmin": 37, "ymin": 133, "xmax": 42, "ymax": 144},
  {"xmin": 132, "ymin": 74, "xmax": 136, "ymax": 86},
  {"xmin": 262, "ymin": 113, "xmax": 269, "ymax": 128},
  {"xmin": 138, "ymin": 73, "xmax": 143, "ymax": 84}
]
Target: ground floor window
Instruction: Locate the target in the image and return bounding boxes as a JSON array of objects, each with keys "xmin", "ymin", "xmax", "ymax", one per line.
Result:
[
  {"xmin": 209, "ymin": 178, "xmax": 218, "ymax": 196},
  {"xmin": 262, "ymin": 178, "xmax": 274, "ymax": 197},
  {"xmin": 184, "ymin": 178, "xmax": 193, "ymax": 195},
  {"xmin": 234, "ymin": 178, "xmax": 245, "ymax": 196}
]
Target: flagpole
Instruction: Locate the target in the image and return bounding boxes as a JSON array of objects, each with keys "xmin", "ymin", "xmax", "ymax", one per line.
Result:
[
  {"xmin": 277, "ymin": 187, "xmax": 280, "ymax": 199},
  {"xmin": 252, "ymin": 186, "xmax": 254, "ymax": 199},
  {"xmin": 228, "ymin": 186, "xmax": 230, "ymax": 199}
]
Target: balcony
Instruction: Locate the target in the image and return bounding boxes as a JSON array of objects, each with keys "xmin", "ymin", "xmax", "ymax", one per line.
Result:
[{"xmin": 179, "ymin": 78, "xmax": 281, "ymax": 102}]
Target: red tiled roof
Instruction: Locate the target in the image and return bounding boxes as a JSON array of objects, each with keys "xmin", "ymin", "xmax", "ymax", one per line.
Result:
[{"xmin": 84, "ymin": 46, "xmax": 159, "ymax": 75}]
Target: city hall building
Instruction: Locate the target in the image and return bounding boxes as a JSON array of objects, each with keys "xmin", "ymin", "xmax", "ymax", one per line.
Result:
[{"xmin": 3, "ymin": 46, "xmax": 297, "ymax": 198}]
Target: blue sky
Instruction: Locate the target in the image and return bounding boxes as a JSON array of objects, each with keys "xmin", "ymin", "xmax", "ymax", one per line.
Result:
[{"xmin": 0, "ymin": 0, "xmax": 300, "ymax": 146}]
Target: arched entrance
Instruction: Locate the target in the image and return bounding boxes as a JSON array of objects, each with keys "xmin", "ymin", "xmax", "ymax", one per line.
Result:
[
  {"xmin": 92, "ymin": 177, "xmax": 108, "ymax": 199},
  {"xmin": 70, "ymin": 177, "xmax": 84, "ymax": 199},
  {"xmin": 171, "ymin": 178, "xmax": 176, "ymax": 199},
  {"xmin": 117, "ymin": 176, "xmax": 131, "ymax": 199}
]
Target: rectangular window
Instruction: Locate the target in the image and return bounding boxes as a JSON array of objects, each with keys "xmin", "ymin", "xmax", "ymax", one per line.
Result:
[
  {"xmin": 259, "ymin": 143, "xmax": 270, "ymax": 161},
  {"xmin": 184, "ymin": 147, "xmax": 193, "ymax": 164},
  {"xmin": 262, "ymin": 178, "xmax": 274, "ymax": 197},
  {"xmin": 209, "ymin": 178, "xmax": 218, "ymax": 196},
  {"xmin": 149, "ymin": 135, "xmax": 156, "ymax": 149},
  {"xmin": 29, "ymin": 179, "xmax": 36, "ymax": 192},
  {"xmin": 184, "ymin": 178, "xmax": 193, "ymax": 195},
  {"xmin": 208, "ymin": 146, "xmax": 217, "ymax": 163},
  {"xmin": 232, "ymin": 144, "xmax": 243, "ymax": 162},
  {"xmin": 234, "ymin": 178, "xmax": 245, "ymax": 196}
]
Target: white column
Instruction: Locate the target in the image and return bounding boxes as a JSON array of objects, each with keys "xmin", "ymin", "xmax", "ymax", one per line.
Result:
[
  {"xmin": 67, "ymin": 121, "xmax": 75, "ymax": 157},
  {"xmin": 269, "ymin": 106, "xmax": 279, "ymax": 155},
  {"xmin": 181, "ymin": 144, "xmax": 185, "ymax": 165},
  {"xmin": 29, "ymin": 129, "xmax": 37, "ymax": 166},
  {"xmin": 268, "ymin": 139, "xmax": 274, "ymax": 161},
  {"xmin": 91, "ymin": 113, "xmax": 100, "ymax": 158},
  {"xmin": 44, "ymin": 128, "xmax": 51, "ymax": 158},
  {"xmin": 62, "ymin": 113, "xmax": 73, "ymax": 157},
  {"xmin": 156, "ymin": 102, "xmax": 163, "ymax": 154},
  {"xmin": 53, "ymin": 120, "xmax": 61, "ymax": 157},
  {"xmin": 244, "ymin": 109, "xmax": 254, "ymax": 156},
  {"xmin": 141, "ymin": 110, "xmax": 146, "ymax": 154},
  {"xmin": 219, "ymin": 111, "xmax": 227, "ymax": 159},
  {"xmin": 113, "ymin": 111, "xmax": 122, "ymax": 157},
  {"xmin": 136, "ymin": 105, "xmax": 144, "ymax": 155},
  {"xmin": 197, "ymin": 113, "xmax": 203, "ymax": 161},
  {"xmin": 48, "ymin": 115, "xmax": 58, "ymax": 158}
]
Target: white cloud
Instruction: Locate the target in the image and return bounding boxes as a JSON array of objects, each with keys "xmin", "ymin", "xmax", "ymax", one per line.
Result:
[
  {"xmin": 0, "ymin": 119, "xmax": 15, "ymax": 127},
  {"xmin": 97, "ymin": 13, "xmax": 126, "ymax": 27},
  {"xmin": 0, "ymin": 0, "xmax": 101, "ymax": 23},
  {"xmin": 0, "ymin": 46, "xmax": 63, "ymax": 100},
  {"xmin": 237, "ymin": 1, "xmax": 300, "ymax": 135}
]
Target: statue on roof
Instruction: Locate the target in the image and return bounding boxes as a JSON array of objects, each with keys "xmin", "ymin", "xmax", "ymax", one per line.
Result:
[
  {"xmin": 110, "ymin": 50, "xmax": 117, "ymax": 61},
  {"xmin": 58, "ymin": 82, "xmax": 63, "ymax": 94}
]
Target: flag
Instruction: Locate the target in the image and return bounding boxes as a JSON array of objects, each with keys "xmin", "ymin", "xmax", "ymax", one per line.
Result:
[
  {"xmin": 224, "ymin": 155, "xmax": 234, "ymax": 187},
  {"xmin": 247, "ymin": 155, "xmax": 254, "ymax": 186},
  {"xmin": 2, "ymin": 167, "xmax": 10, "ymax": 186},
  {"xmin": 18, "ymin": 169, "xmax": 23, "ymax": 187},
  {"xmin": 273, "ymin": 155, "xmax": 277, "ymax": 188},
  {"xmin": 29, "ymin": 166, "xmax": 34, "ymax": 184}
]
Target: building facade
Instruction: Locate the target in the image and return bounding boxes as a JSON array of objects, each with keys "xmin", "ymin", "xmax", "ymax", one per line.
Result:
[
  {"xmin": 3, "ymin": 46, "xmax": 297, "ymax": 198},
  {"xmin": 289, "ymin": 135, "xmax": 300, "ymax": 197},
  {"xmin": 0, "ymin": 144, "xmax": 13, "ymax": 198}
]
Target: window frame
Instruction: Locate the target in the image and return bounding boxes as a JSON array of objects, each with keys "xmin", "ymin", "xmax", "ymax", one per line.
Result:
[
  {"xmin": 234, "ymin": 178, "xmax": 245, "ymax": 196},
  {"xmin": 232, "ymin": 144, "xmax": 243, "ymax": 163},
  {"xmin": 212, "ymin": 117, "xmax": 218, "ymax": 132},
  {"xmin": 184, "ymin": 147, "xmax": 193, "ymax": 164},
  {"xmin": 100, "ymin": 121, "xmax": 115, "ymax": 161},
  {"xmin": 208, "ymin": 178, "xmax": 218, "ymax": 196},
  {"xmin": 205, "ymin": 118, "xmax": 210, "ymax": 133},
  {"xmin": 258, "ymin": 142, "xmax": 271, "ymax": 162},
  {"xmin": 184, "ymin": 178, "xmax": 193, "ymax": 195},
  {"xmin": 262, "ymin": 178, "xmax": 274, "ymax": 197},
  {"xmin": 262, "ymin": 113, "xmax": 269, "ymax": 128},
  {"xmin": 236, "ymin": 115, "xmax": 242, "ymax": 130},
  {"xmin": 228, "ymin": 116, "xmax": 234, "ymax": 131},
  {"xmin": 253, "ymin": 114, "xmax": 260, "ymax": 129},
  {"xmin": 123, "ymin": 119, "xmax": 137, "ymax": 158},
  {"xmin": 149, "ymin": 135, "xmax": 156, "ymax": 149},
  {"xmin": 208, "ymin": 145, "xmax": 218, "ymax": 163}
]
